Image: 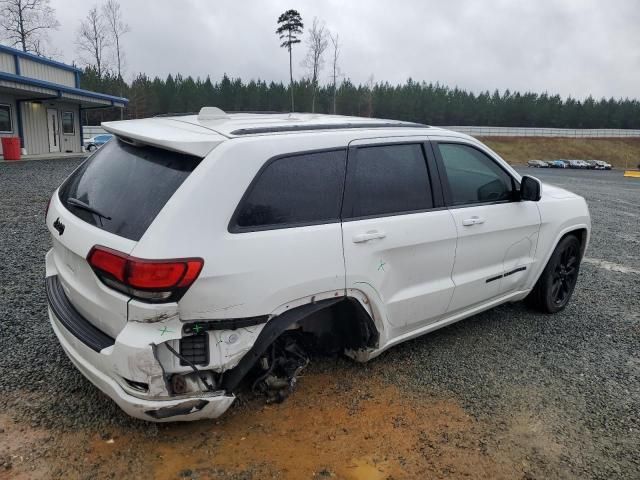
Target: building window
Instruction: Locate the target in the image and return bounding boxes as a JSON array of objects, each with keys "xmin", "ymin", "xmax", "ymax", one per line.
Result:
[
  {"xmin": 0, "ymin": 104, "xmax": 12, "ymax": 133},
  {"xmin": 62, "ymin": 111, "xmax": 74, "ymax": 135}
]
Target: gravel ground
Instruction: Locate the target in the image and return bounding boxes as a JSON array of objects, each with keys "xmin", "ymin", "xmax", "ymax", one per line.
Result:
[
  {"xmin": 0, "ymin": 159, "xmax": 136, "ymax": 431},
  {"xmin": 385, "ymin": 167, "xmax": 640, "ymax": 478},
  {"xmin": 0, "ymin": 160, "xmax": 638, "ymax": 479}
]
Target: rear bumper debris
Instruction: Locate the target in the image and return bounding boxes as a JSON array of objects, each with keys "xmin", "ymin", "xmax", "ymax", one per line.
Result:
[
  {"xmin": 49, "ymin": 304, "xmax": 235, "ymax": 421},
  {"xmin": 46, "ymin": 273, "xmax": 236, "ymax": 422}
]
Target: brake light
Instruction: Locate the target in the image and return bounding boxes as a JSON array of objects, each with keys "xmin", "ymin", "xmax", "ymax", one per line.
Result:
[
  {"xmin": 87, "ymin": 246, "xmax": 203, "ymax": 302},
  {"xmin": 88, "ymin": 247, "xmax": 127, "ymax": 282}
]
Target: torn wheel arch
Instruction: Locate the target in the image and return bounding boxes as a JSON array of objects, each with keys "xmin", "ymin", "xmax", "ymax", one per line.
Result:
[{"xmin": 220, "ymin": 296, "xmax": 379, "ymax": 392}]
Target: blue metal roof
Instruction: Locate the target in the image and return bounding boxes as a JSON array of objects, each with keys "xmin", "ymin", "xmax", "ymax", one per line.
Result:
[
  {"xmin": 0, "ymin": 71, "xmax": 128, "ymax": 105},
  {"xmin": 0, "ymin": 44, "xmax": 82, "ymax": 73}
]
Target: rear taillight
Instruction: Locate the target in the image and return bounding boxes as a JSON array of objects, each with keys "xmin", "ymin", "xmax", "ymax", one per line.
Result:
[{"xmin": 87, "ymin": 246, "xmax": 203, "ymax": 302}]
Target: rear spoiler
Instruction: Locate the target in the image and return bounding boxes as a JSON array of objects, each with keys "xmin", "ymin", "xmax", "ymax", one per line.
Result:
[{"xmin": 102, "ymin": 117, "xmax": 226, "ymax": 157}]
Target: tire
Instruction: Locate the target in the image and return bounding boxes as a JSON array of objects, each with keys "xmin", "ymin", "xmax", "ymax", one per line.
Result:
[
  {"xmin": 526, "ymin": 235, "xmax": 581, "ymax": 313},
  {"xmin": 87, "ymin": 144, "xmax": 96, "ymax": 152}
]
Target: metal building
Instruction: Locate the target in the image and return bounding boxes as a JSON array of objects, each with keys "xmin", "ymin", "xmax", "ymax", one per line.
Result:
[{"xmin": 0, "ymin": 44, "xmax": 127, "ymax": 158}]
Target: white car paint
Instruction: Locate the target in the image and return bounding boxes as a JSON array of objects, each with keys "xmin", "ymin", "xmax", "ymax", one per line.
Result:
[
  {"xmin": 45, "ymin": 110, "xmax": 591, "ymax": 421},
  {"xmin": 341, "ymin": 136, "xmax": 458, "ymax": 337}
]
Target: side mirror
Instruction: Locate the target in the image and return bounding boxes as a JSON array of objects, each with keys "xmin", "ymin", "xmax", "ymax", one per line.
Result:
[{"xmin": 520, "ymin": 176, "xmax": 541, "ymax": 201}]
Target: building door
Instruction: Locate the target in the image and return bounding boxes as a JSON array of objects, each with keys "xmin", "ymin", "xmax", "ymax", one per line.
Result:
[{"xmin": 47, "ymin": 109, "xmax": 60, "ymax": 153}]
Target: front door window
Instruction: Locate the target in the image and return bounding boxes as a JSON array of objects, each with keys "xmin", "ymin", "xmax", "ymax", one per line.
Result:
[{"xmin": 437, "ymin": 143, "xmax": 514, "ymax": 205}]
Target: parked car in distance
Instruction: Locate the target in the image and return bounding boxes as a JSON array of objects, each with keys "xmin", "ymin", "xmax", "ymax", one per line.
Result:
[
  {"xmin": 527, "ymin": 159, "xmax": 549, "ymax": 168},
  {"xmin": 549, "ymin": 160, "xmax": 568, "ymax": 168},
  {"xmin": 587, "ymin": 160, "xmax": 612, "ymax": 170},
  {"xmin": 567, "ymin": 160, "xmax": 591, "ymax": 169},
  {"xmin": 599, "ymin": 161, "xmax": 612, "ymax": 170},
  {"xmin": 85, "ymin": 134, "xmax": 113, "ymax": 151},
  {"xmin": 45, "ymin": 108, "xmax": 591, "ymax": 422}
]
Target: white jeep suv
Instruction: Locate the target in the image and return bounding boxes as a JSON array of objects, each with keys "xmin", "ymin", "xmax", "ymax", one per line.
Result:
[{"xmin": 45, "ymin": 108, "xmax": 590, "ymax": 421}]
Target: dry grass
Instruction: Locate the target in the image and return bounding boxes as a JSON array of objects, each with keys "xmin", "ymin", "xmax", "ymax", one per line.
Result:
[{"xmin": 479, "ymin": 137, "xmax": 640, "ymax": 169}]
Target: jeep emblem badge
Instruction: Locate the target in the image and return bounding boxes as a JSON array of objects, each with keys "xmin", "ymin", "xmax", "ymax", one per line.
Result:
[{"xmin": 53, "ymin": 217, "xmax": 65, "ymax": 236}]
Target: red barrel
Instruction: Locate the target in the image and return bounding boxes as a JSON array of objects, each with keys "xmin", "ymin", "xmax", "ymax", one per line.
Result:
[{"xmin": 1, "ymin": 137, "xmax": 21, "ymax": 161}]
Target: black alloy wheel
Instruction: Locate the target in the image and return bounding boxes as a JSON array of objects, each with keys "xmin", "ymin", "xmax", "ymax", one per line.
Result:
[{"xmin": 526, "ymin": 235, "xmax": 582, "ymax": 313}]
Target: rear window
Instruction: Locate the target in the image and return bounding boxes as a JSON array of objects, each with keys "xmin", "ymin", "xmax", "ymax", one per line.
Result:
[{"xmin": 59, "ymin": 138, "xmax": 201, "ymax": 241}]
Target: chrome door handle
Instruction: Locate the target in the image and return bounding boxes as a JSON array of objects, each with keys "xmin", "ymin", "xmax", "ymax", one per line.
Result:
[
  {"xmin": 352, "ymin": 231, "xmax": 386, "ymax": 243},
  {"xmin": 462, "ymin": 216, "xmax": 485, "ymax": 226}
]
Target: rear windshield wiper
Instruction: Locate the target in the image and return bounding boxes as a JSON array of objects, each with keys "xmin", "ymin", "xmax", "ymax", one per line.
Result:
[{"xmin": 66, "ymin": 197, "xmax": 112, "ymax": 225}]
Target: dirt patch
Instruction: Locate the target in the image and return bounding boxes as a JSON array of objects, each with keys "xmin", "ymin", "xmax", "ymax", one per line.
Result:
[
  {"xmin": 1, "ymin": 371, "xmax": 526, "ymax": 479},
  {"xmin": 146, "ymin": 374, "xmax": 518, "ymax": 479},
  {"xmin": 0, "ymin": 414, "xmax": 52, "ymax": 480}
]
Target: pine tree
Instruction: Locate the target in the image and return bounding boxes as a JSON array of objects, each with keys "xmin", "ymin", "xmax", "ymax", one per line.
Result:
[{"xmin": 276, "ymin": 10, "xmax": 304, "ymax": 112}]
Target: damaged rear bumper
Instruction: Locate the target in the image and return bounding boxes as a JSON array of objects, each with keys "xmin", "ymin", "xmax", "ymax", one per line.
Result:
[
  {"xmin": 46, "ymin": 275, "xmax": 235, "ymax": 422},
  {"xmin": 49, "ymin": 307, "xmax": 235, "ymax": 421}
]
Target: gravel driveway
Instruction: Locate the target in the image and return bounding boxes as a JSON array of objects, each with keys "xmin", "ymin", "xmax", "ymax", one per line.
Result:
[{"xmin": 0, "ymin": 159, "xmax": 638, "ymax": 479}]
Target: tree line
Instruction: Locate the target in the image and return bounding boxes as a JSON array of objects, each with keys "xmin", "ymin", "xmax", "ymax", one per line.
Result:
[{"xmin": 79, "ymin": 69, "xmax": 640, "ymax": 129}]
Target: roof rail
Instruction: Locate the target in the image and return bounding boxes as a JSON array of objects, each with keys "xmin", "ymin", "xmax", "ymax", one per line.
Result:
[
  {"xmin": 230, "ymin": 121, "xmax": 429, "ymax": 136},
  {"xmin": 154, "ymin": 112, "xmax": 197, "ymax": 118},
  {"xmin": 154, "ymin": 109, "xmax": 289, "ymax": 118},
  {"xmin": 155, "ymin": 108, "xmax": 230, "ymax": 120},
  {"xmin": 226, "ymin": 110, "xmax": 289, "ymax": 114}
]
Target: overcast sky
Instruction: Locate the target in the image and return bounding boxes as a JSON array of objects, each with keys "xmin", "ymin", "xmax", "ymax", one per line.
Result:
[{"xmin": 47, "ymin": 0, "xmax": 640, "ymax": 100}]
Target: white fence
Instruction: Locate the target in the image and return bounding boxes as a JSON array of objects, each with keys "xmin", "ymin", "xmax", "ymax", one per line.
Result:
[
  {"xmin": 82, "ymin": 124, "xmax": 640, "ymax": 142},
  {"xmin": 442, "ymin": 126, "xmax": 640, "ymax": 138}
]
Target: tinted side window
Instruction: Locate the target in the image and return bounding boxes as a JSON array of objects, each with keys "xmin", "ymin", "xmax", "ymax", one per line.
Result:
[
  {"xmin": 234, "ymin": 150, "xmax": 346, "ymax": 230},
  {"xmin": 344, "ymin": 144, "xmax": 433, "ymax": 218},
  {"xmin": 437, "ymin": 143, "xmax": 514, "ymax": 206}
]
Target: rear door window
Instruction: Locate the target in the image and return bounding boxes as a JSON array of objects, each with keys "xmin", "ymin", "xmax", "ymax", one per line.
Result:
[
  {"xmin": 232, "ymin": 149, "xmax": 346, "ymax": 231},
  {"xmin": 343, "ymin": 143, "xmax": 434, "ymax": 219},
  {"xmin": 59, "ymin": 138, "xmax": 201, "ymax": 241}
]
